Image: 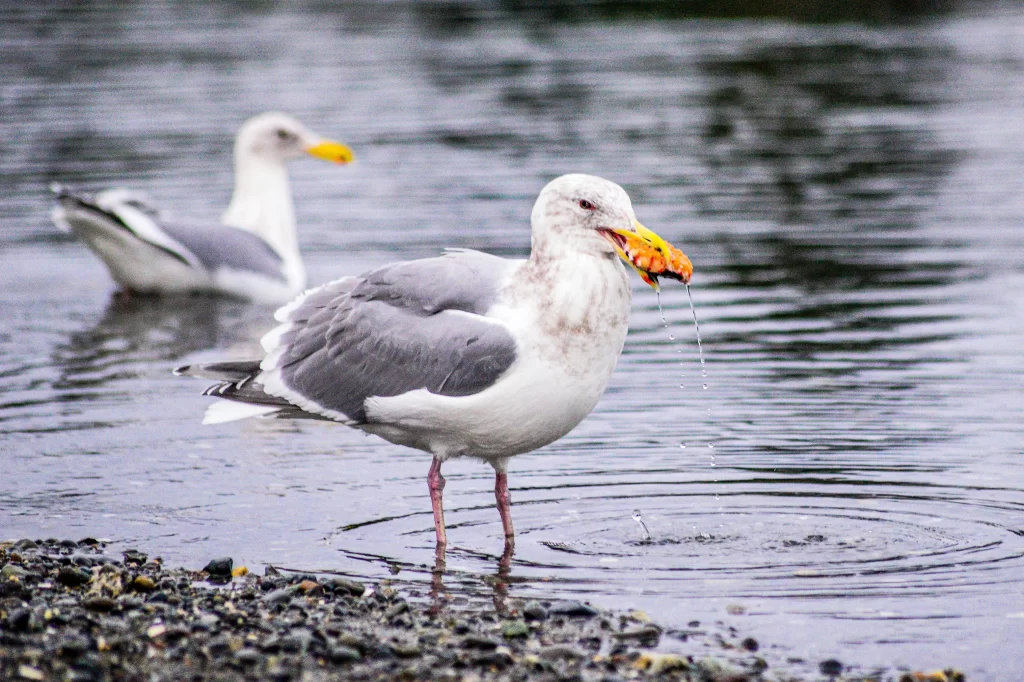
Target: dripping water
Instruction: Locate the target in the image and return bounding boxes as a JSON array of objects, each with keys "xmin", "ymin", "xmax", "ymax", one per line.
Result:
[
  {"xmin": 632, "ymin": 509, "xmax": 651, "ymax": 543},
  {"xmin": 686, "ymin": 284, "xmax": 707, "ymax": 390},
  {"xmin": 656, "ymin": 290, "xmax": 688, "ymax": 451}
]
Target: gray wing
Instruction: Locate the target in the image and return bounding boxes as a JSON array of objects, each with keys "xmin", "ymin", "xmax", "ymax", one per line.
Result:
[
  {"xmin": 158, "ymin": 221, "xmax": 286, "ymax": 281},
  {"xmin": 51, "ymin": 184, "xmax": 285, "ymax": 282},
  {"xmin": 267, "ymin": 250, "xmax": 518, "ymax": 423}
]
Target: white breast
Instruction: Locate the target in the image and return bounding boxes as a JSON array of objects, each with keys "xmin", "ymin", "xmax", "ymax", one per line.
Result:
[{"xmin": 362, "ymin": 254, "xmax": 632, "ymax": 463}]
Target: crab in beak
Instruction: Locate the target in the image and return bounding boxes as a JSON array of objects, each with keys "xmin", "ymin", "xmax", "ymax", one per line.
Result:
[{"xmin": 599, "ymin": 221, "xmax": 693, "ymax": 289}]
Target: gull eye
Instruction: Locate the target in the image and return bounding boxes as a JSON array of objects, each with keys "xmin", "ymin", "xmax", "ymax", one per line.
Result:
[
  {"xmin": 578, "ymin": 199, "xmax": 596, "ymax": 210},
  {"xmin": 276, "ymin": 129, "xmax": 292, "ymax": 141}
]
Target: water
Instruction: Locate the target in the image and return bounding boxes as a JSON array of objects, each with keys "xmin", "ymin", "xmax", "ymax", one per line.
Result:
[{"xmin": 2, "ymin": 3, "xmax": 1024, "ymax": 679}]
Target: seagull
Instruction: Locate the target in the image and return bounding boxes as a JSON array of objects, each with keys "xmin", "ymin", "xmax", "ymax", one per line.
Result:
[
  {"xmin": 51, "ymin": 112, "xmax": 354, "ymax": 304},
  {"xmin": 176, "ymin": 174, "xmax": 693, "ymax": 549}
]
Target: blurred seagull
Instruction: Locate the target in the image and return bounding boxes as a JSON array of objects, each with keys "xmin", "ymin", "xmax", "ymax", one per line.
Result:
[
  {"xmin": 176, "ymin": 174, "xmax": 692, "ymax": 549},
  {"xmin": 51, "ymin": 112, "xmax": 354, "ymax": 304}
]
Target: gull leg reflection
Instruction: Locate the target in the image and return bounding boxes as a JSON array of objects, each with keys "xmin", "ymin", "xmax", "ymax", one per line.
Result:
[
  {"xmin": 492, "ymin": 542, "xmax": 514, "ymax": 617},
  {"xmin": 429, "ymin": 543, "xmax": 448, "ymax": 614},
  {"xmin": 427, "ymin": 542, "xmax": 516, "ymax": 617}
]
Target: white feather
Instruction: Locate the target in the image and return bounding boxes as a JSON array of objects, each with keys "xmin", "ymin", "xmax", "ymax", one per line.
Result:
[{"xmin": 202, "ymin": 401, "xmax": 280, "ymax": 425}]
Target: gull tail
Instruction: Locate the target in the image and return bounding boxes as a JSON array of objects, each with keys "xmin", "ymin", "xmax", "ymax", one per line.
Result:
[{"xmin": 175, "ymin": 360, "xmax": 295, "ymax": 424}]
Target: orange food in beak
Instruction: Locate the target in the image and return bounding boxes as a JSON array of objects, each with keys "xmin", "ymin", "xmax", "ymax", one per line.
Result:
[{"xmin": 600, "ymin": 222, "xmax": 693, "ymax": 289}]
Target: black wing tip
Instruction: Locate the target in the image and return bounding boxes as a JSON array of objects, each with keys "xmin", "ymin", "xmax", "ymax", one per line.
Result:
[{"xmin": 172, "ymin": 365, "xmax": 191, "ymax": 376}]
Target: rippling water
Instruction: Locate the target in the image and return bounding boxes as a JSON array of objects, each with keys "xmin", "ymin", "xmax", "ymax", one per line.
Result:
[{"xmin": 3, "ymin": 3, "xmax": 1024, "ymax": 679}]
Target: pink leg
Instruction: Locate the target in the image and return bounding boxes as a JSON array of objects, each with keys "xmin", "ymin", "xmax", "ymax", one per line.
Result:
[
  {"xmin": 427, "ymin": 457, "xmax": 447, "ymax": 546},
  {"xmin": 495, "ymin": 471, "xmax": 515, "ymax": 549}
]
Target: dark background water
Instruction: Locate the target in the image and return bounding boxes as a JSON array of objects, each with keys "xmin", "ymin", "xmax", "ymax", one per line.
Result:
[{"xmin": 2, "ymin": 2, "xmax": 1024, "ymax": 679}]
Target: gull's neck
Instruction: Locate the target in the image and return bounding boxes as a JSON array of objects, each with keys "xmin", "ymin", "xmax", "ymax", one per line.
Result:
[
  {"xmin": 221, "ymin": 154, "xmax": 305, "ymax": 289},
  {"xmin": 507, "ymin": 232, "xmax": 632, "ymax": 379}
]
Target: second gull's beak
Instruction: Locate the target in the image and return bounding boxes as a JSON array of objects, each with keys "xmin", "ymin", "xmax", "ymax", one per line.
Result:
[
  {"xmin": 305, "ymin": 139, "xmax": 355, "ymax": 165},
  {"xmin": 600, "ymin": 220, "xmax": 693, "ymax": 289}
]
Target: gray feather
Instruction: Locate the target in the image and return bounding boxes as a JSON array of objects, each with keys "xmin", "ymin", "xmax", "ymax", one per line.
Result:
[
  {"xmin": 158, "ymin": 221, "xmax": 286, "ymax": 281},
  {"xmin": 272, "ymin": 250, "xmax": 518, "ymax": 423}
]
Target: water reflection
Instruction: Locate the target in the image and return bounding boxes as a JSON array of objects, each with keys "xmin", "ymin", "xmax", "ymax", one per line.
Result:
[
  {"xmin": 51, "ymin": 294, "xmax": 256, "ymax": 391},
  {"xmin": 698, "ymin": 40, "xmax": 957, "ymax": 225}
]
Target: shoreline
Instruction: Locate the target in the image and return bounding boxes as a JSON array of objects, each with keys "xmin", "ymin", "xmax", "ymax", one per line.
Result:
[{"xmin": 0, "ymin": 539, "xmax": 964, "ymax": 681}]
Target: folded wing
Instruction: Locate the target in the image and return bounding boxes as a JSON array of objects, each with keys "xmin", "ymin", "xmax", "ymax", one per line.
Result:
[{"xmin": 184, "ymin": 250, "xmax": 519, "ymax": 424}]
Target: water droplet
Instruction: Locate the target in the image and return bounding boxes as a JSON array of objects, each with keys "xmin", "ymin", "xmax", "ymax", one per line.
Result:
[
  {"xmin": 668, "ymin": 334, "xmax": 675, "ymax": 340},
  {"xmin": 708, "ymin": 443, "xmax": 715, "ymax": 449},
  {"xmin": 679, "ymin": 383, "xmax": 685, "ymax": 389},
  {"xmin": 632, "ymin": 509, "xmax": 651, "ymax": 542},
  {"xmin": 702, "ymin": 383, "xmax": 708, "ymax": 390},
  {"xmin": 678, "ymin": 443, "xmax": 686, "ymax": 449}
]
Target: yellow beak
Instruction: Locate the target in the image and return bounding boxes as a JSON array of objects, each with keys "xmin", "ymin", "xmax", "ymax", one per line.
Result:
[
  {"xmin": 305, "ymin": 139, "xmax": 355, "ymax": 164},
  {"xmin": 601, "ymin": 220, "xmax": 693, "ymax": 289}
]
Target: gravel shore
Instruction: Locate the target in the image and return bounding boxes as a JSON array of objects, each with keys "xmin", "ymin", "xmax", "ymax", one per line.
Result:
[{"xmin": 0, "ymin": 539, "xmax": 963, "ymax": 682}]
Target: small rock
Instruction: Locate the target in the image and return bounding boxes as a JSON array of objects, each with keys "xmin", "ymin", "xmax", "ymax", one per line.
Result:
[
  {"xmin": 547, "ymin": 600, "xmax": 599, "ymax": 617},
  {"xmin": 198, "ymin": 613, "xmax": 220, "ymax": 628},
  {"xmin": 329, "ymin": 644, "xmax": 362, "ymax": 663},
  {"xmin": 538, "ymin": 644, "xmax": 586, "ymax": 661},
  {"xmin": 522, "ymin": 600, "xmax": 548, "ymax": 621},
  {"xmin": 635, "ymin": 652, "xmax": 690, "ymax": 674},
  {"xmin": 82, "ymin": 596, "xmax": 116, "ymax": 612},
  {"xmin": 741, "ymin": 636, "xmax": 759, "ymax": 652},
  {"xmin": 14, "ymin": 539, "xmax": 38, "ymax": 550},
  {"xmin": 461, "ymin": 635, "xmax": 499, "ymax": 650},
  {"xmin": 1, "ymin": 564, "xmax": 32, "ymax": 579},
  {"xmin": 17, "ymin": 665, "xmax": 44, "ymax": 681},
  {"xmin": 202, "ymin": 557, "xmax": 233, "ymax": 577},
  {"xmin": 132, "ymin": 575, "xmax": 156, "ymax": 592},
  {"xmin": 385, "ymin": 600, "xmax": 409, "ymax": 619},
  {"xmin": 7, "ymin": 608, "xmax": 32, "ymax": 632},
  {"xmin": 54, "ymin": 633, "xmax": 90, "ymax": 658},
  {"xmin": 122, "ymin": 550, "xmax": 147, "ymax": 565},
  {"xmin": 820, "ymin": 659, "xmax": 843, "ymax": 677},
  {"xmin": 262, "ymin": 588, "xmax": 291, "ymax": 605},
  {"xmin": 612, "ymin": 624, "xmax": 661, "ymax": 646},
  {"xmin": 297, "ymin": 579, "xmax": 324, "ymax": 596},
  {"xmin": 391, "ymin": 643, "xmax": 422, "ymax": 658},
  {"xmin": 56, "ymin": 567, "xmax": 91, "ymax": 588},
  {"xmin": 234, "ymin": 648, "xmax": 262, "ymax": 665},
  {"xmin": 726, "ymin": 603, "xmax": 746, "ymax": 615},
  {"xmin": 231, "ymin": 566, "xmax": 249, "ymax": 577},
  {"xmin": 501, "ymin": 620, "xmax": 529, "ymax": 638},
  {"xmin": 324, "ymin": 576, "xmax": 365, "ymax": 596}
]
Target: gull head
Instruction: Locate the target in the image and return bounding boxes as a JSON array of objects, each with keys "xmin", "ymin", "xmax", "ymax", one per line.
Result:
[
  {"xmin": 235, "ymin": 112, "xmax": 354, "ymax": 166},
  {"xmin": 532, "ymin": 174, "xmax": 693, "ymax": 288}
]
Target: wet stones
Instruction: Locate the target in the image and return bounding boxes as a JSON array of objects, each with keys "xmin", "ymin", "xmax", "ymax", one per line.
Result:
[
  {"xmin": 201, "ymin": 557, "xmax": 233, "ymax": 578},
  {"xmin": 324, "ymin": 576, "xmax": 365, "ymax": 596},
  {"xmin": 81, "ymin": 596, "xmax": 116, "ymax": 612},
  {"xmin": 522, "ymin": 600, "xmax": 547, "ymax": 621},
  {"xmin": 500, "ymin": 620, "xmax": 529, "ymax": 638},
  {"xmin": 328, "ymin": 644, "xmax": 361, "ymax": 663},
  {"xmin": 130, "ymin": 575, "xmax": 155, "ymax": 592},
  {"xmin": 548, "ymin": 600, "xmax": 599, "ymax": 617},
  {"xmin": 0, "ymin": 538, "xmax": 961, "ymax": 682},
  {"xmin": 820, "ymin": 658, "xmax": 843, "ymax": 677},
  {"xmin": 56, "ymin": 567, "xmax": 91, "ymax": 588}
]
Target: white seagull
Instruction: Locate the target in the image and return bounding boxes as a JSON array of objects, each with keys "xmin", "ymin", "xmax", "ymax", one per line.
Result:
[
  {"xmin": 176, "ymin": 174, "xmax": 693, "ymax": 549},
  {"xmin": 51, "ymin": 112, "xmax": 354, "ymax": 304}
]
